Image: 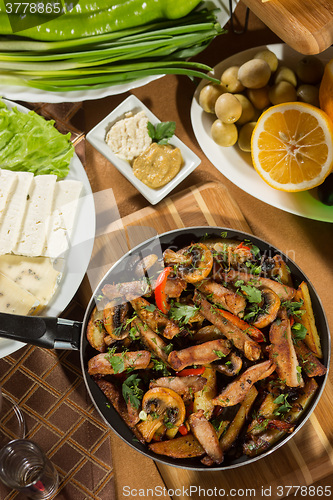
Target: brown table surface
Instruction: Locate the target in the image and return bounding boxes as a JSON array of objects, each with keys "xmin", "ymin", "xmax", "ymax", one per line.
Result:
[{"xmin": 1, "ymin": 2, "xmax": 333, "ymax": 499}]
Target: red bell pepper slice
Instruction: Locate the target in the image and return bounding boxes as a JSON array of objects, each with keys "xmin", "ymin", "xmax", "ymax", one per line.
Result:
[
  {"xmin": 236, "ymin": 241, "xmax": 251, "ymax": 251},
  {"xmin": 217, "ymin": 309, "xmax": 265, "ymax": 342},
  {"xmin": 178, "ymin": 424, "xmax": 189, "ymax": 436},
  {"xmin": 176, "ymin": 366, "xmax": 206, "ymax": 377},
  {"xmin": 154, "ymin": 266, "xmax": 172, "ymax": 314}
]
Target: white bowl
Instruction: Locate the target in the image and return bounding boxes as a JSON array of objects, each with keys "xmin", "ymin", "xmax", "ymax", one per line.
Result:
[{"xmin": 86, "ymin": 95, "xmax": 201, "ymax": 205}]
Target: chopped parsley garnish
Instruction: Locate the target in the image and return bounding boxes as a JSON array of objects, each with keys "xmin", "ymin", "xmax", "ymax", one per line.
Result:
[
  {"xmin": 122, "ymin": 374, "xmax": 143, "ymax": 410},
  {"xmin": 151, "ymin": 356, "xmax": 171, "ymax": 376},
  {"xmin": 169, "ymin": 303, "xmax": 199, "ymax": 324},
  {"xmin": 240, "ymin": 284, "xmax": 262, "ymax": 303},
  {"xmin": 144, "ymin": 303, "xmax": 156, "ymax": 312},
  {"xmin": 106, "ymin": 346, "xmax": 126, "ymax": 374},
  {"xmin": 291, "ymin": 322, "xmax": 307, "ymax": 341},
  {"xmin": 213, "ymin": 350, "xmax": 227, "ymax": 359},
  {"xmin": 281, "ymin": 299, "xmax": 305, "ymax": 319},
  {"xmin": 273, "ymin": 393, "xmax": 292, "ymax": 416}
]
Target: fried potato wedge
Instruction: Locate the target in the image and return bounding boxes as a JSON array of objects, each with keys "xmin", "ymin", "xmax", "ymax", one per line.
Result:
[
  {"xmin": 86, "ymin": 306, "xmax": 108, "ymax": 352},
  {"xmin": 220, "ymin": 385, "xmax": 258, "ymax": 452},
  {"xmin": 243, "ymin": 378, "xmax": 318, "ymax": 457},
  {"xmin": 294, "ymin": 282, "xmax": 323, "ymax": 358},
  {"xmin": 148, "ymin": 434, "xmax": 205, "ymax": 458},
  {"xmin": 193, "ymin": 364, "xmax": 217, "ymax": 419}
]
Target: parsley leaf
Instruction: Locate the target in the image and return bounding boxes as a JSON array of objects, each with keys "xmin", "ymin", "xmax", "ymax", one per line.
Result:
[
  {"xmin": 106, "ymin": 347, "xmax": 126, "ymax": 374},
  {"xmin": 213, "ymin": 350, "xmax": 227, "ymax": 358},
  {"xmin": 144, "ymin": 303, "xmax": 156, "ymax": 312},
  {"xmin": 281, "ymin": 299, "xmax": 305, "ymax": 319},
  {"xmin": 169, "ymin": 303, "xmax": 199, "ymax": 324},
  {"xmin": 292, "ymin": 322, "xmax": 307, "ymax": 340},
  {"xmin": 147, "ymin": 121, "xmax": 176, "ymax": 145},
  {"xmin": 152, "ymin": 356, "xmax": 171, "ymax": 376},
  {"xmin": 240, "ymin": 284, "xmax": 262, "ymax": 303},
  {"xmin": 273, "ymin": 393, "xmax": 292, "ymax": 416},
  {"xmin": 122, "ymin": 374, "xmax": 143, "ymax": 410}
]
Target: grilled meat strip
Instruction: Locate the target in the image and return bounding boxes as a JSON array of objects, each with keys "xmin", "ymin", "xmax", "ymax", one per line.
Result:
[{"xmin": 195, "ymin": 292, "xmax": 261, "ymax": 361}]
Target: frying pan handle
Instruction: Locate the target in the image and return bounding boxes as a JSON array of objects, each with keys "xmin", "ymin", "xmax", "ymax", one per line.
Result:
[{"xmin": 0, "ymin": 313, "xmax": 82, "ymax": 350}]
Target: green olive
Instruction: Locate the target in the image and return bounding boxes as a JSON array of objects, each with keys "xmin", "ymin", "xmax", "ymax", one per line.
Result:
[
  {"xmin": 247, "ymin": 86, "xmax": 271, "ymax": 110},
  {"xmin": 297, "ymin": 84, "xmax": 320, "ymax": 107},
  {"xmin": 211, "ymin": 119, "xmax": 238, "ymax": 147},
  {"xmin": 220, "ymin": 66, "xmax": 245, "ymax": 93},
  {"xmin": 296, "ymin": 56, "xmax": 324, "ymax": 84},
  {"xmin": 199, "ymin": 83, "xmax": 226, "ymax": 113},
  {"xmin": 238, "ymin": 121, "xmax": 257, "ymax": 152},
  {"xmin": 234, "ymin": 93, "xmax": 255, "ymax": 125},
  {"xmin": 254, "ymin": 49, "xmax": 278, "ymax": 72},
  {"xmin": 238, "ymin": 59, "xmax": 271, "ymax": 89},
  {"xmin": 274, "ymin": 66, "xmax": 297, "ymax": 87},
  {"xmin": 215, "ymin": 93, "xmax": 242, "ymax": 123},
  {"xmin": 269, "ymin": 81, "xmax": 297, "ymax": 105}
]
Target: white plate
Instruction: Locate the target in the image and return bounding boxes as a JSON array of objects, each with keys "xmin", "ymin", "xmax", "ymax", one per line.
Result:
[
  {"xmin": 191, "ymin": 43, "xmax": 333, "ymax": 222},
  {"xmin": 0, "ymin": 0, "xmax": 236, "ymax": 103},
  {"xmin": 86, "ymin": 94, "xmax": 201, "ymax": 205},
  {"xmin": 0, "ymin": 100, "xmax": 96, "ymax": 358}
]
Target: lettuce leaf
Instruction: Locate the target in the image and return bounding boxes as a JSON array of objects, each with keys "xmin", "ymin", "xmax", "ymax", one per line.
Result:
[{"xmin": 0, "ymin": 100, "xmax": 74, "ymax": 178}]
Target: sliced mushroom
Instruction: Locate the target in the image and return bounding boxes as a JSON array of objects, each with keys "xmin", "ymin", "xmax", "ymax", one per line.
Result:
[
  {"xmin": 251, "ymin": 287, "xmax": 280, "ymax": 329},
  {"xmin": 103, "ymin": 301, "xmax": 130, "ymax": 339},
  {"xmin": 137, "ymin": 387, "xmax": 186, "ymax": 442},
  {"xmin": 205, "ymin": 238, "xmax": 254, "ymax": 267},
  {"xmin": 164, "ymin": 243, "xmax": 213, "ymax": 284},
  {"xmin": 192, "ymin": 325, "xmax": 224, "ymax": 343},
  {"xmin": 215, "ymin": 352, "xmax": 243, "ymax": 377}
]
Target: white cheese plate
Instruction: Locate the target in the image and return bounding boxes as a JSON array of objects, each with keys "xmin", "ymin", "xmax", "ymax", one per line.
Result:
[{"xmin": 0, "ymin": 100, "xmax": 96, "ymax": 358}]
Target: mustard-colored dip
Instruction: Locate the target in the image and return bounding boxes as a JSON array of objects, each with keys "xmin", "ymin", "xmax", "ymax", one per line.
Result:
[{"xmin": 132, "ymin": 143, "xmax": 183, "ymax": 189}]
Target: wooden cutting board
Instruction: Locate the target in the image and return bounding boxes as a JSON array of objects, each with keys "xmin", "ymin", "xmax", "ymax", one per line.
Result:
[
  {"xmin": 242, "ymin": 0, "xmax": 333, "ymax": 55},
  {"xmin": 81, "ymin": 182, "xmax": 333, "ymax": 499}
]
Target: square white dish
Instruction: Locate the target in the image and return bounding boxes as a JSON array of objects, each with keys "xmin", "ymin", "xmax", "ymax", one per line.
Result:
[{"xmin": 86, "ymin": 94, "xmax": 201, "ymax": 205}]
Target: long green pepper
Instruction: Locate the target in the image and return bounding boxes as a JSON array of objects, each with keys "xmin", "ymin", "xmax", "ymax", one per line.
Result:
[{"xmin": 0, "ymin": 0, "xmax": 203, "ymax": 40}]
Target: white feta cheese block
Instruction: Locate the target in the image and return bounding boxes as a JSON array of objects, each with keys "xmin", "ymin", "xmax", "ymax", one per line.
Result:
[
  {"xmin": 43, "ymin": 179, "xmax": 83, "ymax": 258},
  {"xmin": 14, "ymin": 174, "xmax": 57, "ymax": 257},
  {"xmin": 0, "ymin": 271, "xmax": 40, "ymax": 315},
  {"xmin": 0, "ymin": 171, "xmax": 34, "ymax": 255},
  {"xmin": 0, "ymin": 254, "xmax": 64, "ymax": 308},
  {"xmin": 0, "ymin": 169, "xmax": 18, "ymax": 225}
]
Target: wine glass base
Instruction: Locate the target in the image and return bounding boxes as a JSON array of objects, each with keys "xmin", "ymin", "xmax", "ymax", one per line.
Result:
[{"xmin": 0, "ymin": 392, "xmax": 26, "ymax": 448}]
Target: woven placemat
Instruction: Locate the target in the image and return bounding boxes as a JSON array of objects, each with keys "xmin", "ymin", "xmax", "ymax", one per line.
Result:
[{"xmin": 0, "ymin": 102, "xmax": 115, "ymax": 499}]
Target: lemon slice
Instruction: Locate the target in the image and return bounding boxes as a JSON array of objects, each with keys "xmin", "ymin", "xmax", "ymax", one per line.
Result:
[{"xmin": 251, "ymin": 102, "xmax": 333, "ymax": 192}]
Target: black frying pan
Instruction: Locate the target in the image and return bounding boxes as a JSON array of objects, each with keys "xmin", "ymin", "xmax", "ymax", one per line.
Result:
[{"xmin": 0, "ymin": 227, "xmax": 330, "ymax": 470}]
